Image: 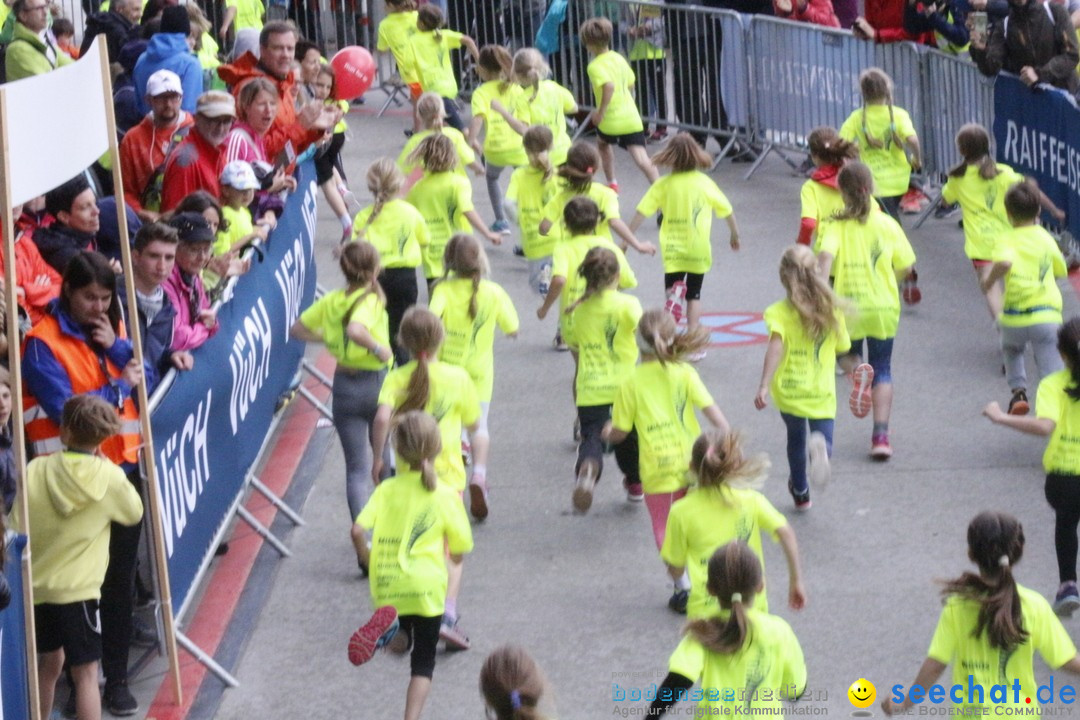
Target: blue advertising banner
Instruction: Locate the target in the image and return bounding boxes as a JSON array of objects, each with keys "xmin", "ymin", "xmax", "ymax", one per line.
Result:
[
  {"xmin": 150, "ymin": 165, "xmax": 319, "ymax": 617},
  {"xmin": 1, "ymin": 533, "xmax": 29, "ymax": 720},
  {"xmin": 993, "ymin": 73, "xmax": 1080, "ymax": 238}
]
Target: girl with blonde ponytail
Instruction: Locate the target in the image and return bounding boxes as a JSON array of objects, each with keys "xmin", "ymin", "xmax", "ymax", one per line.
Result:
[
  {"xmin": 754, "ymin": 244, "xmax": 851, "ymax": 511},
  {"xmin": 397, "ymin": 92, "xmax": 484, "ymax": 184},
  {"xmin": 604, "ymin": 309, "xmax": 730, "ymax": 612},
  {"xmin": 660, "ymin": 430, "xmax": 805, "ymax": 620},
  {"xmin": 429, "ymin": 234, "xmax": 519, "ymax": 520},
  {"xmin": 371, "ymin": 307, "xmax": 481, "ymax": 652},
  {"xmin": 505, "ymin": 125, "xmax": 558, "ymax": 298},
  {"xmin": 562, "ymin": 246, "xmax": 642, "ymax": 514},
  {"xmin": 350, "ymin": 158, "xmax": 428, "ymax": 364},
  {"xmin": 651, "ymin": 541, "xmax": 807, "ymax": 717},
  {"xmin": 883, "ymin": 512, "xmax": 1080, "ymax": 716},
  {"xmin": 349, "ymin": 409, "xmax": 474, "ymax": 720},
  {"xmin": 489, "ymin": 47, "xmax": 578, "ymax": 166}
]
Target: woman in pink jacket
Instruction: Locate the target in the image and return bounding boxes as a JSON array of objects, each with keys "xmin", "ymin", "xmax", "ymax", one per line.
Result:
[{"xmin": 162, "ymin": 212, "xmax": 219, "ymax": 351}]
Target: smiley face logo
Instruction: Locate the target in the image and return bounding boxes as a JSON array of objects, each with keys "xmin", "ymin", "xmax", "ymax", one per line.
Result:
[{"xmin": 848, "ymin": 678, "xmax": 877, "ymax": 709}]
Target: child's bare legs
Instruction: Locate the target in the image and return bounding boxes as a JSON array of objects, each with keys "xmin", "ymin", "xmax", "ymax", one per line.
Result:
[
  {"xmin": 38, "ymin": 650, "xmax": 63, "ymax": 719},
  {"xmin": 404, "ymin": 677, "xmax": 432, "ymax": 720},
  {"xmin": 628, "ymin": 143, "xmax": 659, "ymax": 183},
  {"xmin": 687, "ymin": 299, "xmax": 702, "ymax": 332},
  {"xmin": 975, "ymin": 263, "xmax": 1003, "ymax": 320},
  {"xmin": 321, "ymin": 180, "xmax": 349, "ymax": 224},
  {"xmin": 72, "ymin": 661, "xmax": 102, "ymax": 720},
  {"xmin": 597, "ymin": 139, "xmax": 616, "ymax": 185}
]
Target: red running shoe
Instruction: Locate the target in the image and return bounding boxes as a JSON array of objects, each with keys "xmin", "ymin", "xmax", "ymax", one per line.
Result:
[
  {"xmin": 849, "ymin": 363, "xmax": 875, "ymax": 419},
  {"xmin": 348, "ymin": 606, "xmax": 399, "ymax": 666}
]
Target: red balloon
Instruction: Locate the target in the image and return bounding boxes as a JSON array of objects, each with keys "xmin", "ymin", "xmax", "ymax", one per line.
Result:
[{"xmin": 330, "ymin": 46, "xmax": 376, "ymax": 101}]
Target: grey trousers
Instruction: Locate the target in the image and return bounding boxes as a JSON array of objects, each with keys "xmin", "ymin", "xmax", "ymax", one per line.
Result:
[
  {"xmin": 332, "ymin": 366, "xmax": 390, "ymax": 521},
  {"xmin": 1000, "ymin": 321, "xmax": 1063, "ymax": 392}
]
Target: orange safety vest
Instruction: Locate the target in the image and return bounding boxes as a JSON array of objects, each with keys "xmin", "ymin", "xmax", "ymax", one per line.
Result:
[{"xmin": 23, "ymin": 314, "xmax": 142, "ymax": 464}]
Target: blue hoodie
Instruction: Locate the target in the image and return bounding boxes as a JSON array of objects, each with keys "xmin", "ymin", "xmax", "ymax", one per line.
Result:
[{"xmin": 132, "ymin": 33, "xmax": 203, "ymax": 117}]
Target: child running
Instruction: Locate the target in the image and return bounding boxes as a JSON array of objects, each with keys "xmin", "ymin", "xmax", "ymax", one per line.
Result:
[
  {"xmin": 538, "ymin": 141, "xmax": 653, "ymax": 254},
  {"xmin": 480, "ymin": 645, "xmax": 553, "ymax": 720},
  {"xmin": 405, "ymin": 134, "xmax": 501, "ymax": 288},
  {"xmin": 943, "ymin": 124, "xmax": 1065, "ymax": 321},
  {"xmin": 537, "ymin": 197, "xmax": 638, "ymax": 351},
  {"xmin": 429, "ymin": 234, "xmax": 520, "ymax": 520},
  {"xmin": 882, "ymin": 511, "xmax": 1080, "ymax": 716},
  {"xmin": 985, "ymin": 318, "xmax": 1080, "ymax": 616},
  {"xmin": 398, "ymin": 92, "xmax": 483, "ymax": 183},
  {"xmin": 290, "ymin": 241, "xmax": 393, "ymax": 545},
  {"xmin": 407, "ymin": 4, "xmax": 479, "ymax": 132},
  {"xmin": 605, "ymin": 310, "xmax": 730, "ymax": 612},
  {"xmin": 797, "ymin": 126, "xmax": 858, "ymax": 248},
  {"xmin": 348, "ymin": 410, "xmax": 474, "ymax": 720},
  {"xmin": 660, "ymin": 430, "xmax": 806, "ymax": 619},
  {"xmin": 490, "ymin": 48, "xmax": 578, "ymax": 167},
  {"xmin": 754, "ymin": 244, "xmax": 851, "ymax": 511},
  {"xmin": 505, "ymin": 125, "xmax": 559, "ymax": 298},
  {"xmin": 982, "ymin": 179, "xmax": 1067, "ymax": 416},
  {"xmin": 469, "ymin": 44, "xmax": 528, "ymax": 234},
  {"xmin": 561, "ymin": 245, "xmax": 643, "ymax": 513},
  {"xmin": 579, "ymin": 17, "xmax": 659, "ymax": 192},
  {"xmin": 839, "ymin": 67, "xmax": 922, "ymax": 223},
  {"xmin": 371, "ymin": 306, "xmax": 480, "ymax": 650},
  {"xmin": 375, "ymin": 0, "xmax": 421, "ymax": 132},
  {"xmin": 816, "ymin": 161, "xmax": 917, "ymax": 460},
  {"xmin": 649, "ymin": 541, "xmax": 807, "ymax": 717},
  {"xmin": 352, "ymin": 158, "xmax": 428, "ymax": 365},
  {"xmin": 629, "ymin": 132, "xmax": 740, "ymax": 340}
]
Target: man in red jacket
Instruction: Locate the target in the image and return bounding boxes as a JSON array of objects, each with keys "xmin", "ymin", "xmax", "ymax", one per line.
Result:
[
  {"xmin": 216, "ymin": 19, "xmax": 339, "ymax": 162},
  {"xmin": 160, "ymin": 91, "xmax": 236, "ymax": 212}
]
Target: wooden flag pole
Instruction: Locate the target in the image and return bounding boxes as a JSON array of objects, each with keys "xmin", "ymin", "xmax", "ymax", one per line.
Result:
[
  {"xmin": 0, "ymin": 86, "xmax": 42, "ymax": 720},
  {"xmin": 95, "ymin": 40, "xmax": 183, "ymax": 705}
]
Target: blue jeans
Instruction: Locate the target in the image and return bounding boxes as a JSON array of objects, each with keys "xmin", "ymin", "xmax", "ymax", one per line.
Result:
[
  {"xmin": 847, "ymin": 337, "xmax": 894, "ymax": 385},
  {"xmin": 780, "ymin": 413, "xmax": 834, "ymax": 495}
]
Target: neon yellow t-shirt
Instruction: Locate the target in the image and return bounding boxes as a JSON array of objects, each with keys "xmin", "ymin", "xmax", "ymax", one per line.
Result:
[
  {"xmin": 799, "ymin": 178, "xmax": 845, "ymax": 253},
  {"xmin": 1036, "ymin": 370, "xmax": 1080, "ymax": 475},
  {"xmin": 376, "ymin": 10, "xmax": 419, "ymax": 84},
  {"xmin": 406, "ymin": 171, "xmax": 474, "ymax": 279},
  {"xmin": 816, "ymin": 207, "xmax": 916, "ymax": 340},
  {"xmin": 378, "ymin": 360, "xmax": 481, "ymax": 490},
  {"xmin": 429, "ymin": 277, "xmax": 519, "ymax": 402},
  {"xmin": 398, "ymin": 127, "xmax": 474, "ymax": 177},
  {"xmin": 587, "ymin": 50, "xmax": 643, "ymax": 136},
  {"xmin": 541, "ymin": 180, "xmax": 621, "ymax": 245},
  {"xmin": 941, "ymin": 164, "xmax": 1023, "ymax": 261},
  {"xmin": 564, "ymin": 289, "xmax": 642, "ymax": 406},
  {"xmin": 991, "ymin": 225, "xmax": 1066, "ymax": 328},
  {"xmin": 636, "ymin": 171, "xmax": 733, "ymax": 274},
  {"xmin": 299, "ymin": 287, "xmax": 390, "ymax": 371},
  {"xmin": 471, "ymin": 81, "xmax": 528, "ymax": 167},
  {"xmin": 763, "ymin": 300, "xmax": 851, "ymax": 420},
  {"xmin": 408, "ymin": 30, "xmax": 464, "ymax": 98},
  {"xmin": 522, "ymin": 79, "xmax": 577, "ymax": 165},
  {"xmin": 611, "ymin": 361, "xmax": 714, "ymax": 494},
  {"xmin": 661, "ymin": 486, "xmax": 787, "ymax": 618},
  {"xmin": 551, "ymin": 234, "xmax": 637, "ymax": 338},
  {"xmin": 506, "ymin": 166, "xmax": 557, "ymax": 259},
  {"xmin": 927, "ymin": 585, "xmax": 1076, "ymax": 711},
  {"xmin": 215, "ymin": 204, "xmax": 253, "ymax": 257},
  {"xmin": 627, "ymin": 5, "xmax": 665, "ymax": 61},
  {"xmin": 225, "ymin": 0, "xmax": 264, "ymax": 31},
  {"xmin": 668, "ymin": 609, "xmax": 806, "ymax": 712},
  {"xmin": 356, "ymin": 471, "xmax": 473, "ymax": 617},
  {"xmin": 351, "ymin": 198, "xmax": 428, "ymax": 270},
  {"xmin": 839, "ymin": 105, "xmax": 917, "ymax": 197}
]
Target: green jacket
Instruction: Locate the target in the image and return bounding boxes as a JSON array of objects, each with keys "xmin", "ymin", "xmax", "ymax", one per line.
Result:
[{"xmin": 5, "ymin": 21, "xmax": 72, "ymax": 82}]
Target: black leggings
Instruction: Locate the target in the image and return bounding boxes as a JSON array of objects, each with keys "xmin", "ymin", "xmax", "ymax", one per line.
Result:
[
  {"xmin": 1046, "ymin": 473, "xmax": 1080, "ymax": 583},
  {"xmin": 399, "ymin": 614, "xmax": 442, "ymax": 679},
  {"xmin": 576, "ymin": 404, "xmax": 639, "ymax": 483},
  {"xmin": 378, "ymin": 267, "xmax": 419, "ymax": 366},
  {"xmin": 100, "ymin": 468, "xmax": 143, "ymax": 684},
  {"xmin": 315, "ymin": 133, "xmax": 347, "ymax": 185}
]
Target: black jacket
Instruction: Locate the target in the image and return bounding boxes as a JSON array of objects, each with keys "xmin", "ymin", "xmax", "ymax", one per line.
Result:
[
  {"xmin": 970, "ymin": 0, "xmax": 1079, "ymax": 92},
  {"xmin": 32, "ymin": 223, "xmax": 96, "ymax": 275},
  {"xmin": 80, "ymin": 10, "xmax": 138, "ymax": 62}
]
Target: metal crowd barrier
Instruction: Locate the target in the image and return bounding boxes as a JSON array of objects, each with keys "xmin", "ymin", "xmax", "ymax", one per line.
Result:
[{"xmin": 922, "ymin": 47, "xmax": 995, "ymax": 181}]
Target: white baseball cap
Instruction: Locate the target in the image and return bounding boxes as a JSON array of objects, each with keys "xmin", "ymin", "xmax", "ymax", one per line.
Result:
[
  {"xmin": 220, "ymin": 160, "xmax": 260, "ymax": 191},
  {"xmin": 146, "ymin": 69, "xmax": 183, "ymax": 98}
]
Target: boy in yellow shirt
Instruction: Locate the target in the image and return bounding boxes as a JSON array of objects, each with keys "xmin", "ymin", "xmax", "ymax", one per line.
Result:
[
  {"xmin": 580, "ymin": 17, "xmax": 658, "ymax": 193},
  {"xmin": 17, "ymin": 396, "xmax": 143, "ymax": 720},
  {"xmin": 982, "ymin": 179, "xmax": 1067, "ymax": 416}
]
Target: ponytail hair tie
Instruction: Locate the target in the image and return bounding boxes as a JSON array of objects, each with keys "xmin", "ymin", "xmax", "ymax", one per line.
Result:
[
  {"xmin": 731, "ymin": 592, "xmax": 743, "ymax": 604},
  {"xmin": 999, "ymin": 555, "xmax": 1010, "ymax": 568},
  {"xmin": 510, "ymin": 689, "xmax": 522, "ymax": 710},
  {"xmin": 417, "ymin": 351, "xmax": 429, "ymax": 361},
  {"xmin": 585, "ymin": 165, "xmax": 595, "ymax": 174}
]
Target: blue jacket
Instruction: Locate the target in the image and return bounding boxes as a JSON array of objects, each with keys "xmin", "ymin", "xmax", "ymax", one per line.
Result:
[
  {"xmin": 117, "ymin": 283, "xmax": 177, "ymax": 394},
  {"xmin": 22, "ymin": 300, "xmax": 141, "ymax": 425},
  {"xmin": 132, "ymin": 33, "xmax": 203, "ymax": 117}
]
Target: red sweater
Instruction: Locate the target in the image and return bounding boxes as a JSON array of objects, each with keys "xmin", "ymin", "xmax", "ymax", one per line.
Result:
[
  {"xmin": 119, "ymin": 112, "xmax": 194, "ymax": 213},
  {"xmin": 773, "ymin": 0, "xmax": 841, "ymax": 27},
  {"xmin": 1, "ymin": 227, "xmax": 61, "ymax": 326},
  {"xmin": 160, "ymin": 129, "xmax": 224, "ymax": 212}
]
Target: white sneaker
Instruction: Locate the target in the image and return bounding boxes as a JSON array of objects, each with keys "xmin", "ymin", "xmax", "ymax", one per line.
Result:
[
  {"xmin": 808, "ymin": 431, "xmax": 830, "ymax": 489},
  {"xmin": 572, "ymin": 462, "xmax": 597, "ymax": 513}
]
